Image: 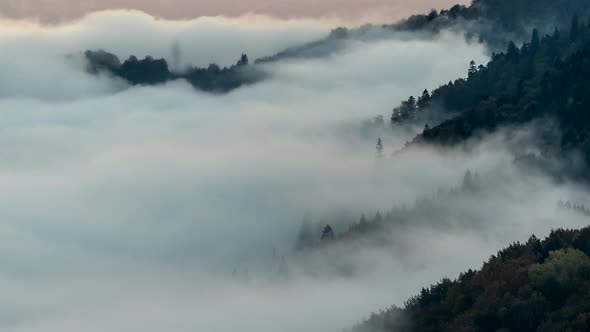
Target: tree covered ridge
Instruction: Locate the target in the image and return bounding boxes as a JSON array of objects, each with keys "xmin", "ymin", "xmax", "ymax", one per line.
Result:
[
  {"xmin": 391, "ymin": 0, "xmax": 589, "ymax": 48},
  {"xmin": 293, "ymin": 171, "xmax": 590, "ymax": 257},
  {"xmin": 293, "ymin": 171, "xmax": 488, "ymax": 253},
  {"xmin": 256, "ymin": 0, "xmax": 589, "ymax": 65},
  {"xmin": 351, "ymin": 226, "xmax": 590, "ymax": 332},
  {"xmin": 84, "ymin": 50, "xmax": 265, "ymax": 93},
  {"xmin": 389, "ymin": 16, "xmax": 590, "ymax": 166}
]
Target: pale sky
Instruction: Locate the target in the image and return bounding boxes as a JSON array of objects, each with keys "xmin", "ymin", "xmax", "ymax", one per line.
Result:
[{"xmin": 0, "ymin": 0, "xmax": 470, "ymax": 23}]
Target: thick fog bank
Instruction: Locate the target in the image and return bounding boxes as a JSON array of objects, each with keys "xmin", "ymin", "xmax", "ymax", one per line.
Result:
[{"xmin": 1, "ymin": 11, "xmax": 585, "ymax": 332}]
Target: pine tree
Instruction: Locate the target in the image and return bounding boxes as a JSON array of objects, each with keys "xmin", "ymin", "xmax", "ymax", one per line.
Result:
[
  {"xmin": 468, "ymin": 60, "xmax": 477, "ymax": 78},
  {"xmin": 376, "ymin": 138, "xmax": 384, "ymax": 157},
  {"xmin": 321, "ymin": 225, "xmax": 335, "ymax": 241},
  {"xmin": 237, "ymin": 53, "xmax": 249, "ymax": 66},
  {"xmin": 417, "ymin": 89, "xmax": 431, "ymax": 108},
  {"xmin": 506, "ymin": 42, "xmax": 520, "ymax": 62}
]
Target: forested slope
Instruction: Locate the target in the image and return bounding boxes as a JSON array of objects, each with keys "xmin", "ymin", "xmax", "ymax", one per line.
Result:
[
  {"xmin": 389, "ymin": 17, "xmax": 590, "ymax": 169},
  {"xmin": 351, "ymin": 226, "xmax": 590, "ymax": 332}
]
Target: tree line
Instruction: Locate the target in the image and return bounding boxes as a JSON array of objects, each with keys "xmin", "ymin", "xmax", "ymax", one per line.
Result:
[
  {"xmin": 389, "ymin": 15, "xmax": 590, "ymax": 178},
  {"xmin": 84, "ymin": 50, "xmax": 265, "ymax": 93},
  {"xmin": 351, "ymin": 226, "xmax": 590, "ymax": 332}
]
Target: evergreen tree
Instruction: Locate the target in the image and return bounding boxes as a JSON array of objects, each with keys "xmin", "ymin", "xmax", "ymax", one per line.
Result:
[
  {"xmin": 468, "ymin": 60, "xmax": 477, "ymax": 78},
  {"xmin": 376, "ymin": 138, "xmax": 384, "ymax": 157},
  {"xmin": 237, "ymin": 53, "xmax": 249, "ymax": 66},
  {"xmin": 506, "ymin": 41, "xmax": 520, "ymax": 62},
  {"xmin": 417, "ymin": 89, "xmax": 431, "ymax": 108},
  {"xmin": 321, "ymin": 224, "xmax": 335, "ymax": 241}
]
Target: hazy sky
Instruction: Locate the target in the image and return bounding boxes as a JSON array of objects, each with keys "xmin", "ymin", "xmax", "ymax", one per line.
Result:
[{"xmin": 1, "ymin": 0, "xmax": 470, "ymax": 23}]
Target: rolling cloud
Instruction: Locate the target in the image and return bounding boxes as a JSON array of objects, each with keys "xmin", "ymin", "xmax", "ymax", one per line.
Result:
[{"xmin": 0, "ymin": 10, "xmax": 586, "ymax": 332}]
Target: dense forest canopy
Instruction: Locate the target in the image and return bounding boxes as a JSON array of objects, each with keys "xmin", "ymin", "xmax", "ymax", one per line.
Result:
[
  {"xmin": 351, "ymin": 226, "xmax": 590, "ymax": 332},
  {"xmin": 381, "ymin": 16, "xmax": 590, "ymax": 180}
]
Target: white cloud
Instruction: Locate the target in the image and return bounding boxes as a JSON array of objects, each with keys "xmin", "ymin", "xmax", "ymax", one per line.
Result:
[{"xmin": 0, "ymin": 11, "xmax": 586, "ymax": 332}]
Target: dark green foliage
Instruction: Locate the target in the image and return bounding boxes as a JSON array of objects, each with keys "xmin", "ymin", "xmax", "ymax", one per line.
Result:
[
  {"xmin": 391, "ymin": 0, "xmax": 589, "ymax": 50},
  {"xmin": 257, "ymin": 0, "xmax": 589, "ymax": 65},
  {"xmin": 352, "ymin": 226, "xmax": 590, "ymax": 332},
  {"xmin": 118, "ymin": 55, "xmax": 169, "ymax": 85},
  {"xmin": 391, "ymin": 19, "xmax": 590, "ymax": 170},
  {"xmin": 84, "ymin": 50, "xmax": 265, "ymax": 93}
]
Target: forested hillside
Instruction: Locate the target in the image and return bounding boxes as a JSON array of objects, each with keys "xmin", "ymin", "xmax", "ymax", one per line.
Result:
[
  {"xmin": 351, "ymin": 226, "xmax": 590, "ymax": 332},
  {"xmin": 256, "ymin": 0, "xmax": 589, "ymax": 64},
  {"xmin": 390, "ymin": 16, "xmax": 590, "ymax": 169},
  {"xmin": 344, "ymin": 11, "xmax": 590, "ymax": 332},
  {"xmin": 392, "ymin": 0, "xmax": 589, "ymax": 48}
]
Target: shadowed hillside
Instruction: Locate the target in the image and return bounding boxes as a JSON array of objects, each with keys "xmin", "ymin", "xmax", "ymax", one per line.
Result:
[{"xmin": 384, "ymin": 17, "xmax": 590, "ymax": 177}]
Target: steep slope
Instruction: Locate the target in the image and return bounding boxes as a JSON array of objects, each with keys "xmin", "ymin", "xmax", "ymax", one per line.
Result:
[
  {"xmin": 388, "ymin": 17, "xmax": 590, "ymax": 170},
  {"xmin": 351, "ymin": 226, "xmax": 590, "ymax": 332}
]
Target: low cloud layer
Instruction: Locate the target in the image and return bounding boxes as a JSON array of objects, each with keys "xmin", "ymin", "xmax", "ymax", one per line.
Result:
[{"xmin": 0, "ymin": 11, "xmax": 586, "ymax": 332}]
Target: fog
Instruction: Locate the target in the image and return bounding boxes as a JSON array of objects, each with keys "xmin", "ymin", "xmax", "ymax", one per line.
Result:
[{"xmin": 0, "ymin": 11, "xmax": 588, "ymax": 332}]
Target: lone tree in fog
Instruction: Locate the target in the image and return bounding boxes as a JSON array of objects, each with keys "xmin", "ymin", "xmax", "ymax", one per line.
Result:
[
  {"xmin": 376, "ymin": 137, "xmax": 384, "ymax": 157},
  {"xmin": 321, "ymin": 224, "xmax": 335, "ymax": 241}
]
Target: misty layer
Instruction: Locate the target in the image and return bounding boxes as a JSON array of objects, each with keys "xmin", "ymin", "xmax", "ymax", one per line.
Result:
[
  {"xmin": 1, "ymin": 7, "xmax": 589, "ymax": 332},
  {"xmin": 0, "ymin": 12, "xmax": 496, "ymax": 332}
]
